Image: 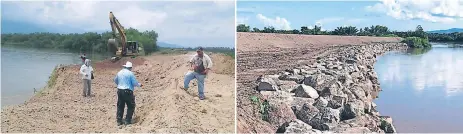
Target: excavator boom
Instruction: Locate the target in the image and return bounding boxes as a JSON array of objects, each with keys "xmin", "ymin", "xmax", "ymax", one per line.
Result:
[{"xmin": 108, "ymin": 11, "xmax": 138, "ymax": 57}]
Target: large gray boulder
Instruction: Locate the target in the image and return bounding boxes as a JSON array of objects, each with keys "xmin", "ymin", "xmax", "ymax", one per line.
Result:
[
  {"xmin": 257, "ymin": 75, "xmax": 279, "ymax": 91},
  {"xmin": 341, "ymin": 100, "xmax": 365, "ymax": 120},
  {"xmin": 309, "ymin": 107, "xmax": 342, "ymax": 131},
  {"xmin": 303, "ymin": 74, "xmax": 335, "ymax": 92},
  {"xmin": 268, "ymin": 101, "xmax": 297, "ymax": 127},
  {"xmin": 292, "ymin": 102, "xmax": 320, "ymax": 125},
  {"xmin": 291, "ymin": 97, "xmax": 316, "ymax": 109},
  {"xmin": 282, "ymin": 119, "xmax": 313, "ymax": 133},
  {"xmin": 292, "ymin": 84, "xmax": 319, "ymax": 99},
  {"xmin": 260, "ymin": 90, "xmax": 293, "ymax": 104},
  {"xmin": 351, "ymin": 86, "xmax": 368, "ymax": 101},
  {"xmin": 313, "ymin": 97, "xmax": 329, "ymax": 109},
  {"xmin": 327, "ymin": 94, "xmax": 348, "ymax": 109},
  {"xmin": 380, "ymin": 116, "xmax": 396, "ymax": 133}
]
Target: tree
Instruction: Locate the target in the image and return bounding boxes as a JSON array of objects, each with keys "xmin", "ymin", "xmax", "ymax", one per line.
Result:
[
  {"xmin": 313, "ymin": 25, "xmax": 321, "ymax": 35},
  {"xmin": 263, "ymin": 26, "xmax": 276, "ymax": 33},
  {"xmin": 301, "ymin": 26, "xmax": 309, "ymax": 34},
  {"xmin": 1, "ymin": 27, "xmax": 159, "ymax": 55},
  {"xmin": 237, "ymin": 24, "xmax": 251, "ymax": 32},
  {"xmin": 252, "ymin": 27, "xmax": 260, "ymax": 32}
]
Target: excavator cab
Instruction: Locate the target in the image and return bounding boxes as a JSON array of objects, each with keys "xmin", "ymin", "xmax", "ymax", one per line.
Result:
[{"xmin": 126, "ymin": 41, "xmax": 139, "ymax": 54}]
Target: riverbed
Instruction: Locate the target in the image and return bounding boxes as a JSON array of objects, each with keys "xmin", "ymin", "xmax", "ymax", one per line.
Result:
[
  {"xmin": 1, "ymin": 47, "xmax": 107, "ymax": 107},
  {"xmin": 374, "ymin": 43, "xmax": 463, "ymax": 132}
]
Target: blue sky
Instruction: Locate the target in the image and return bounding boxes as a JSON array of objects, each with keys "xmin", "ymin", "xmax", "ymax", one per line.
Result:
[
  {"xmin": 1, "ymin": 1, "xmax": 235, "ymax": 48},
  {"xmin": 237, "ymin": 0, "xmax": 463, "ymax": 31}
]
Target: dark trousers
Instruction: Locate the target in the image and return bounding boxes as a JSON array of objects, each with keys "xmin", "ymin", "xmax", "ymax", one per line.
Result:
[{"xmin": 116, "ymin": 89, "xmax": 136, "ymax": 123}]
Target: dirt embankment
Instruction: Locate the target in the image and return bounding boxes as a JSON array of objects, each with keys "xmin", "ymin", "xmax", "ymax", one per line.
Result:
[
  {"xmin": 1, "ymin": 52, "xmax": 235, "ymax": 133},
  {"xmin": 237, "ymin": 32, "xmax": 406, "ymax": 133}
]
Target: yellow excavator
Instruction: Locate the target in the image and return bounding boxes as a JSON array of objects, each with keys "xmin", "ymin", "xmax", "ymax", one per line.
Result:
[{"xmin": 107, "ymin": 11, "xmax": 140, "ymax": 61}]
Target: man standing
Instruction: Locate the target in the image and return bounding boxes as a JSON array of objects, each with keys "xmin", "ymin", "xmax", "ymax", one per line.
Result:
[
  {"xmin": 79, "ymin": 59, "xmax": 93, "ymax": 97},
  {"xmin": 114, "ymin": 61, "xmax": 142, "ymax": 125},
  {"xmin": 181, "ymin": 47, "xmax": 213, "ymax": 100}
]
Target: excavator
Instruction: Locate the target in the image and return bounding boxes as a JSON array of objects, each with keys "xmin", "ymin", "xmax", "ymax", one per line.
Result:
[{"xmin": 107, "ymin": 11, "xmax": 140, "ymax": 61}]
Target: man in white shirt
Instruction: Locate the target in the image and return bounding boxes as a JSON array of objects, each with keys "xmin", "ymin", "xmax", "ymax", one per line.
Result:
[
  {"xmin": 80, "ymin": 59, "xmax": 94, "ymax": 97},
  {"xmin": 181, "ymin": 47, "xmax": 213, "ymax": 100}
]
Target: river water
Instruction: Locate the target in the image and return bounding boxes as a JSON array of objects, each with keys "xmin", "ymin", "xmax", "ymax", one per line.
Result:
[
  {"xmin": 374, "ymin": 43, "xmax": 463, "ymax": 133},
  {"xmin": 1, "ymin": 47, "xmax": 107, "ymax": 107}
]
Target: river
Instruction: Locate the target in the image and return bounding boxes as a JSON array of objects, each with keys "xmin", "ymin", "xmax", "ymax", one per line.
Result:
[
  {"xmin": 1, "ymin": 47, "xmax": 107, "ymax": 107},
  {"xmin": 374, "ymin": 43, "xmax": 463, "ymax": 132}
]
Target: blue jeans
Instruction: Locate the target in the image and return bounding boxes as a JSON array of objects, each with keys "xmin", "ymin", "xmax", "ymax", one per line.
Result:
[{"xmin": 184, "ymin": 71, "xmax": 206, "ymax": 97}]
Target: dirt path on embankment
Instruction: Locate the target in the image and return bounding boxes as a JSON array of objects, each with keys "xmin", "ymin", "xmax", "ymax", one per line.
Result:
[
  {"xmin": 236, "ymin": 32, "xmax": 404, "ymax": 133},
  {"xmin": 1, "ymin": 52, "xmax": 235, "ymax": 133}
]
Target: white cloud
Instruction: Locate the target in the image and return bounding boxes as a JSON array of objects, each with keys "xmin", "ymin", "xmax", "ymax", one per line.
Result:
[
  {"xmin": 236, "ymin": 17, "xmax": 249, "ymax": 24},
  {"xmin": 1, "ymin": 1, "xmax": 235, "ymax": 47},
  {"xmin": 365, "ymin": 0, "xmax": 463, "ymax": 23},
  {"xmin": 256, "ymin": 14, "xmax": 291, "ymax": 30}
]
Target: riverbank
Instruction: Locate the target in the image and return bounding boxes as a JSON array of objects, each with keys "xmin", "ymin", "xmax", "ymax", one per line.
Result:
[
  {"xmin": 237, "ymin": 32, "xmax": 407, "ymax": 133},
  {"xmin": 1, "ymin": 52, "xmax": 235, "ymax": 133},
  {"xmin": 1, "ymin": 47, "xmax": 109, "ymax": 106}
]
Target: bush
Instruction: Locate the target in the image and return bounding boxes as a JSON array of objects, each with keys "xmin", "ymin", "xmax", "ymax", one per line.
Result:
[{"xmin": 402, "ymin": 37, "xmax": 431, "ymax": 48}]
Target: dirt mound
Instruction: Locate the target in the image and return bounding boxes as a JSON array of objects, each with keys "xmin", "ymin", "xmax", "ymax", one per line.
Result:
[
  {"xmin": 1, "ymin": 53, "xmax": 235, "ymax": 133},
  {"xmin": 209, "ymin": 53, "xmax": 235, "ymax": 75},
  {"xmin": 236, "ymin": 32, "xmax": 403, "ymax": 133}
]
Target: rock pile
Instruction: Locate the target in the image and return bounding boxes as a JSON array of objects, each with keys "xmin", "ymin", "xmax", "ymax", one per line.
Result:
[{"xmin": 255, "ymin": 43, "xmax": 407, "ymax": 133}]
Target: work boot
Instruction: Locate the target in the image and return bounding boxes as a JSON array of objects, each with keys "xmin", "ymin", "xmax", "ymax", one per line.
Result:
[
  {"xmin": 117, "ymin": 120, "xmax": 123, "ymax": 126},
  {"xmin": 125, "ymin": 120, "xmax": 133, "ymax": 125}
]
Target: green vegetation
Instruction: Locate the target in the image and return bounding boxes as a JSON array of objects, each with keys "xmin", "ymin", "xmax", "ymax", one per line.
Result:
[
  {"xmin": 237, "ymin": 24, "xmax": 463, "ymax": 48},
  {"xmin": 183, "ymin": 47, "xmax": 235, "ymax": 59},
  {"xmin": 36, "ymin": 65, "xmax": 60, "ymax": 96},
  {"xmin": 156, "ymin": 47, "xmax": 235, "ymax": 58},
  {"xmin": 249, "ymin": 95, "xmax": 270, "ymax": 122},
  {"xmin": 1, "ymin": 28, "xmax": 159, "ymax": 55},
  {"xmin": 47, "ymin": 66, "xmax": 59, "ymax": 88},
  {"xmin": 402, "ymin": 37, "xmax": 431, "ymax": 48}
]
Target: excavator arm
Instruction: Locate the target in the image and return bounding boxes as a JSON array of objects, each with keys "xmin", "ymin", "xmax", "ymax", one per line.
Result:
[{"xmin": 109, "ymin": 12, "xmax": 128, "ymax": 56}]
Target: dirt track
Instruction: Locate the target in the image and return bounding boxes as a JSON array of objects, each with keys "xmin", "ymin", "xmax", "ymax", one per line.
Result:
[
  {"xmin": 236, "ymin": 32, "xmax": 402, "ymax": 132},
  {"xmin": 1, "ymin": 52, "xmax": 235, "ymax": 133}
]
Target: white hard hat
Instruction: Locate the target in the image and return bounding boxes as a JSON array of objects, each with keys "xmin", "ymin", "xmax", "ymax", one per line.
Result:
[{"xmin": 122, "ymin": 61, "xmax": 133, "ymax": 68}]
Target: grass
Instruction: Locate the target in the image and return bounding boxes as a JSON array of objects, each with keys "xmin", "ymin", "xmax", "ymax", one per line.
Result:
[{"xmin": 36, "ymin": 66, "xmax": 59, "ymax": 96}]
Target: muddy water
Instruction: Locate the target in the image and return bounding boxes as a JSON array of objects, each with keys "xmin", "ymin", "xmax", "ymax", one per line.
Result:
[
  {"xmin": 1, "ymin": 47, "xmax": 106, "ymax": 107},
  {"xmin": 374, "ymin": 43, "xmax": 463, "ymax": 133}
]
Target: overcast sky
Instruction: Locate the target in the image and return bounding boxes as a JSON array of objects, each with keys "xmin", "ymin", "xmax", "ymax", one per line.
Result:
[{"xmin": 1, "ymin": 1, "xmax": 235, "ymax": 48}]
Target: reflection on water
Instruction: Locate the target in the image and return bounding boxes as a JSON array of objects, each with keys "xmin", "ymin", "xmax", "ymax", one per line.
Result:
[
  {"xmin": 1, "ymin": 47, "xmax": 107, "ymax": 107},
  {"xmin": 374, "ymin": 44, "xmax": 463, "ymax": 132},
  {"xmin": 407, "ymin": 47, "xmax": 431, "ymax": 55}
]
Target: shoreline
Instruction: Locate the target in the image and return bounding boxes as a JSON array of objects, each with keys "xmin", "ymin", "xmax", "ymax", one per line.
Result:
[
  {"xmin": 1, "ymin": 52, "xmax": 236, "ymax": 133},
  {"xmin": 259, "ymin": 42, "xmax": 408, "ymax": 133},
  {"xmin": 236, "ymin": 32, "xmax": 408, "ymax": 133}
]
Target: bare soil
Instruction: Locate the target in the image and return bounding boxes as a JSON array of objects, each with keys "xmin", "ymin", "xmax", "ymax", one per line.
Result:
[
  {"xmin": 236, "ymin": 32, "xmax": 402, "ymax": 132},
  {"xmin": 1, "ymin": 52, "xmax": 235, "ymax": 133}
]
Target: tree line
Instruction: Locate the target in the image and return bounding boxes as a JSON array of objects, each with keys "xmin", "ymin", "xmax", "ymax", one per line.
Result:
[
  {"xmin": 184, "ymin": 47, "xmax": 235, "ymax": 58},
  {"xmin": 237, "ymin": 24, "xmax": 463, "ymax": 43},
  {"xmin": 1, "ymin": 28, "xmax": 159, "ymax": 55}
]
